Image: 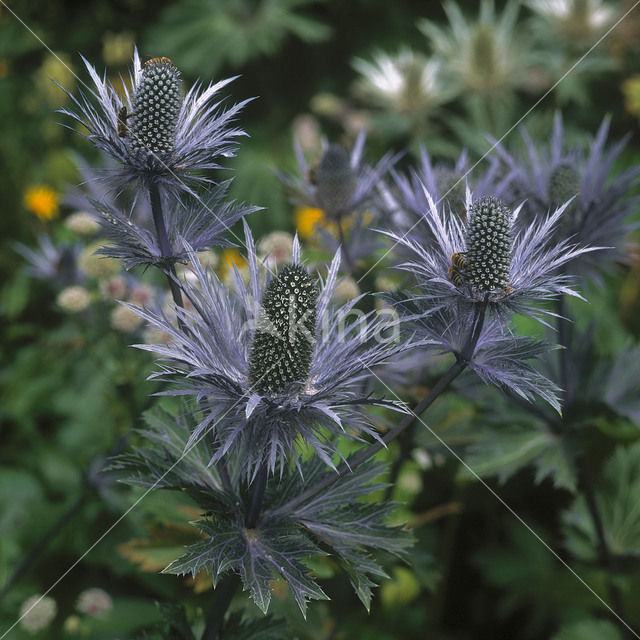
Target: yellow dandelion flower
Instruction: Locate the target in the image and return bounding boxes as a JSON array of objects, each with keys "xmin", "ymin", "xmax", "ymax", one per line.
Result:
[
  {"xmin": 0, "ymin": 59, "xmax": 9, "ymax": 79},
  {"xmin": 219, "ymin": 248, "xmax": 247, "ymax": 276},
  {"xmin": 24, "ymin": 185, "xmax": 60, "ymax": 222},
  {"xmin": 294, "ymin": 206, "xmax": 330, "ymax": 239}
]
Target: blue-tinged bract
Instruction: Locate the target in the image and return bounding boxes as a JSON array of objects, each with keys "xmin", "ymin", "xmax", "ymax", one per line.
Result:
[
  {"xmin": 91, "ymin": 180, "xmax": 258, "ymax": 269},
  {"xmin": 129, "ymin": 223, "xmax": 411, "ymax": 479},
  {"xmin": 280, "ymin": 131, "xmax": 400, "ymax": 266},
  {"xmin": 494, "ymin": 113, "xmax": 640, "ymax": 280},
  {"xmin": 59, "ymin": 49, "xmax": 251, "ymax": 195},
  {"xmin": 381, "ymin": 186, "xmax": 598, "ymax": 320},
  {"xmin": 116, "ymin": 409, "xmax": 412, "ymax": 616}
]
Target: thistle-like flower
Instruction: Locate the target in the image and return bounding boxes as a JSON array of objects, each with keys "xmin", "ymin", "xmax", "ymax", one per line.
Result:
[
  {"xmin": 352, "ymin": 48, "xmax": 456, "ymax": 115},
  {"xmin": 418, "ymin": 0, "xmax": 536, "ymax": 96},
  {"xmin": 494, "ymin": 113, "xmax": 640, "ymax": 279},
  {"xmin": 60, "ymin": 49, "xmax": 250, "ymax": 195},
  {"xmin": 381, "ymin": 186, "xmax": 597, "ymax": 320},
  {"xmin": 279, "ymin": 131, "xmax": 399, "ymax": 267},
  {"xmin": 282, "ymin": 131, "xmax": 398, "ymax": 221},
  {"xmin": 130, "ymin": 223, "xmax": 410, "ymax": 479}
]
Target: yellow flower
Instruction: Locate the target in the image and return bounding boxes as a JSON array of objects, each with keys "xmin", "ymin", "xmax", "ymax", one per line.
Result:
[
  {"xmin": 294, "ymin": 206, "xmax": 331, "ymax": 239},
  {"xmin": 622, "ymin": 75, "xmax": 640, "ymax": 119},
  {"xmin": 219, "ymin": 248, "xmax": 249, "ymax": 284},
  {"xmin": 0, "ymin": 59, "xmax": 9, "ymax": 79},
  {"xmin": 24, "ymin": 185, "xmax": 60, "ymax": 221}
]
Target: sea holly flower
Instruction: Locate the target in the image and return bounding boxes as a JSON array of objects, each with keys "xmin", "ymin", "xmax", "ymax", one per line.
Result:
[
  {"xmin": 494, "ymin": 113, "xmax": 640, "ymax": 279},
  {"xmin": 60, "ymin": 49, "xmax": 250, "ymax": 195},
  {"xmin": 279, "ymin": 131, "xmax": 400, "ymax": 267},
  {"xmin": 381, "ymin": 187, "xmax": 598, "ymax": 321},
  {"xmin": 129, "ymin": 223, "xmax": 411, "ymax": 479}
]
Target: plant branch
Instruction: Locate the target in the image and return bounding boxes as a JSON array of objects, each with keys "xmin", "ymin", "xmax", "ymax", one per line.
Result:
[
  {"xmin": 149, "ymin": 182, "xmax": 185, "ymax": 312},
  {"xmin": 245, "ymin": 463, "xmax": 269, "ymax": 529},
  {"xmin": 270, "ymin": 300, "xmax": 488, "ymax": 517},
  {"xmin": 201, "ymin": 573, "xmax": 241, "ymax": 640}
]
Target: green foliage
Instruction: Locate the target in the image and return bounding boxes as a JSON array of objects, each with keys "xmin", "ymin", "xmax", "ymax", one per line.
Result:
[
  {"xmin": 459, "ymin": 424, "xmax": 577, "ymax": 492},
  {"xmin": 563, "ymin": 442, "xmax": 640, "ymax": 561},
  {"xmin": 145, "ymin": 0, "xmax": 331, "ymax": 77},
  {"xmin": 551, "ymin": 617, "xmax": 623, "ymax": 640}
]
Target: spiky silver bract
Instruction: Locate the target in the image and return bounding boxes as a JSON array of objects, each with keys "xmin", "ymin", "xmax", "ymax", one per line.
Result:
[
  {"xmin": 91, "ymin": 180, "xmax": 258, "ymax": 269},
  {"xmin": 129, "ymin": 223, "xmax": 411, "ymax": 479},
  {"xmin": 381, "ymin": 186, "xmax": 598, "ymax": 319},
  {"xmin": 59, "ymin": 49, "xmax": 251, "ymax": 195},
  {"xmin": 494, "ymin": 113, "xmax": 640, "ymax": 279}
]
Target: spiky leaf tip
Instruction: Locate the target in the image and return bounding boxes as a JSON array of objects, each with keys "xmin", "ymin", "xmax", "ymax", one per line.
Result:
[
  {"xmin": 465, "ymin": 196, "xmax": 512, "ymax": 292},
  {"xmin": 248, "ymin": 264, "xmax": 318, "ymax": 394},
  {"xmin": 130, "ymin": 57, "xmax": 182, "ymax": 154},
  {"xmin": 313, "ymin": 144, "xmax": 357, "ymax": 216}
]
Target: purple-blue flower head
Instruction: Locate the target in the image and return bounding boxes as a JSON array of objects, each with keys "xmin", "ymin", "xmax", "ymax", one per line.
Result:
[
  {"xmin": 59, "ymin": 49, "xmax": 251, "ymax": 195},
  {"xmin": 382, "ymin": 186, "xmax": 598, "ymax": 322},
  {"xmin": 130, "ymin": 223, "xmax": 411, "ymax": 479},
  {"xmin": 494, "ymin": 113, "xmax": 640, "ymax": 280}
]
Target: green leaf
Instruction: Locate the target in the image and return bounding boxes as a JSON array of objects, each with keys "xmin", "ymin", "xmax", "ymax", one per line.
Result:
[
  {"xmin": 458, "ymin": 425, "xmax": 576, "ymax": 491},
  {"xmin": 563, "ymin": 442, "xmax": 640, "ymax": 560},
  {"xmin": 551, "ymin": 618, "xmax": 623, "ymax": 640}
]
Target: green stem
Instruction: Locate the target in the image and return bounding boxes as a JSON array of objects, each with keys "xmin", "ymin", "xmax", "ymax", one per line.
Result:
[
  {"xmin": 201, "ymin": 574, "xmax": 241, "ymax": 640},
  {"xmin": 268, "ymin": 300, "xmax": 487, "ymax": 517},
  {"xmin": 245, "ymin": 463, "xmax": 269, "ymax": 529}
]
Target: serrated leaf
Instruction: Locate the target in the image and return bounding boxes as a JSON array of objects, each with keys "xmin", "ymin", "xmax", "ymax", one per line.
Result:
[{"xmin": 458, "ymin": 424, "xmax": 575, "ymax": 491}]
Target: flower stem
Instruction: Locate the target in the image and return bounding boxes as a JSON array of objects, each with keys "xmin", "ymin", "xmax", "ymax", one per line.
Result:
[
  {"xmin": 245, "ymin": 463, "xmax": 269, "ymax": 528},
  {"xmin": 149, "ymin": 182, "xmax": 184, "ymax": 311},
  {"xmin": 200, "ymin": 466, "xmax": 269, "ymax": 640},
  {"xmin": 201, "ymin": 574, "xmax": 241, "ymax": 640},
  {"xmin": 269, "ymin": 301, "xmax": 487, "ymax": 516}
]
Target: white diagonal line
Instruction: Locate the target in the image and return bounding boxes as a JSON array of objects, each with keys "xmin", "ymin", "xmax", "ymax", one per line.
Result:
[
  {"xmin": 356, "ymin": 0, "xmax": 640, "ymax": 286},
  {"xmin": 362, "ymin": 361, "xmax": 639, "ymax": 639}
]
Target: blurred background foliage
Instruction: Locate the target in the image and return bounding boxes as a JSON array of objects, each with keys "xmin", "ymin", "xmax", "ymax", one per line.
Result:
[{"xmin": 1, "ymin": 0, "xmax": 640, "ymax": 637}]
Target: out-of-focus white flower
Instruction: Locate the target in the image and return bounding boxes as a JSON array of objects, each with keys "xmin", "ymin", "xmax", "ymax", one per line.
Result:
[
  {"xmin": 65, "ymin": 211, "xmax": 100, "ymax": 236},
  {"xmin": 76, "ymin": 588, "xmax": 113, "ymax": 617},
  {"xmin": 526, "ymin": 0, "xmax": 616, "ymax": 39},
  {"xmin": 332, "ymin": 276, "xmax": 360, "ymax": 303},
  {"xmin": 258, "ymin": 232, "xmax": 294, "ymax": 268},
  {"xmin": 100, "ymin": 275, "xmax": 128, "ymax": 300},
  {"xmin": 57, "ymin": 286, "xmax": 91, "ymax": 313},
  {"xmin": 19, "ymin": 595, "xmax": 57, "ymax": 633},
  {"xmin": 111, "ymin": 305, "xmax": 143, "ymax": 332},
  {"xmin": 419, "ymin": 0, "xmax": 536, "ymax": 95},
  {"xmin": 80, "ymin": 241, "xmax": 121, "ymax": 278},
  {"xmin": 128, "ymin": 284, "xmax": 153, "ymax": 306},
  {"xmin": 353, "ymin": 49, "xmax": 454, "ymax": 114}
]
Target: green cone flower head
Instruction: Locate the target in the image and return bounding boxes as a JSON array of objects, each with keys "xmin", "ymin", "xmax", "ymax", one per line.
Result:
[
  {"xmin": 548, "ymin": 162, "xmax": 581, "ymax": 210},
  {"xmin": 248, "ymin": 264, "xmax": 318, "ymax": 394},
  {"xmin": 313, "ymin": 144, "xmax": 357, "ymax": 217},
  {"xmin": 129, "ymin": 57, "xmax": 182, "ymax": 154},
  {"xmin": 465, "ymin": 196, "xmax": 512, "ymax": 292}
]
